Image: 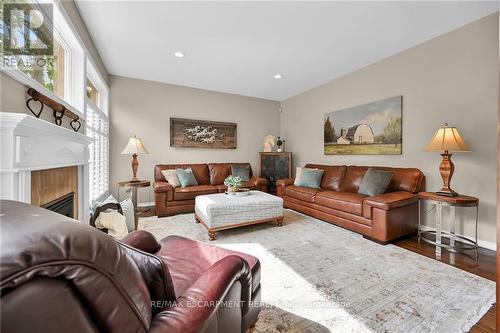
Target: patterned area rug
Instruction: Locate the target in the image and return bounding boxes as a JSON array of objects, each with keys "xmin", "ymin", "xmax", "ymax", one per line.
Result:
[{"xmin": 139, "ymin": 209, "xmax": 495, "ymax": 333}]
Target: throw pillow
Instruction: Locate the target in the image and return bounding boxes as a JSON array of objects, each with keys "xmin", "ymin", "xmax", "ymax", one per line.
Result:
[
  {"xmin": 231, "ymin": 165, "xmax": 250, "ymax": 181},
  {"xmin": 94, "ymin": 195, "xmax": 135, "ymax": 232},
  {"xmin": 293, "ymin": 167, "xmax": 303, "ymax": 186},
  {"xmin": 95, "ymin": 210, "xmax": 128, "ymax": 238},
  {"xmin": 161, "ymin": 169, "xmax": 181, "ymax": 188},
  {"xmin": 295, "ymin": 168, "xmax": 324, "ymax": 189},
  {"xmin": 176, "ymin": 168, "xmax": 199, "ymax": 187},
  {"xmin": 120, "ymin": 197, "xmax": 135, "ymax": 232},
  {"xmin": 358, "ymin": 168, "xmax": 393, "ymax": 196}
]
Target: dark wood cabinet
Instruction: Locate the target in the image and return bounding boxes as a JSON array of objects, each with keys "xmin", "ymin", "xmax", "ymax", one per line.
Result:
[{"xmin": 259, "ymin": 152, "xmax": 292, "ymax": 194}]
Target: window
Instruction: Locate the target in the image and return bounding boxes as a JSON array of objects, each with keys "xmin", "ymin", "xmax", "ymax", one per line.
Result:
[
  {"xmin": 86, "ymin": 59, "xmax": 109, "ymax": 202},
  {"xmin": 1, "ymin": 0, "xmax": 85, "ymax": 113},
  {"xmin": 87, "ymin": 104, "xmax": 108, "ymax": 202}
]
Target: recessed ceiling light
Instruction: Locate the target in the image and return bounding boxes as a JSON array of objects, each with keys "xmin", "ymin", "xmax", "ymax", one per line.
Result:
[
  {"xmin": 174, "ymin": 51, "xmax": 185, "ymax": 58},
  {"xmin": 274, "ymin": 74, "xmax": 283, "ymax": 79}
]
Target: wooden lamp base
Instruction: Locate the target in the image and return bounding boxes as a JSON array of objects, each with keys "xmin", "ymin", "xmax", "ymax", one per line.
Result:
[
  {"xmin": 436, "ymin": 151, "xmax": 458, "ymax": 197},
  {"xmin": 130, "ymin": 153, "xmax": 140, "ymax": 182}
]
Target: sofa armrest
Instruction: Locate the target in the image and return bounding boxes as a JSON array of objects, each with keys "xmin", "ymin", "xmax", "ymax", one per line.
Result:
[
  {"xmin": 247, "ymin": 176, "xmax": 268, "ymax": 192},
  {"xmin": 248, "ymin": 176, "xmax": 268, "ymax": 186},
  {"xmin": 154, "ymin": 181, "xmax": 173, "ymax": 193},
  {"xmin": 364, "ymin": 191, "xmax": 418, "ymax": 211},
  {"xmin": 276, "ymin": 178, "xmax": 294, "ymax": 197},
  {"xmin": 149, "ymin": 255, "xmax": 252, "ymax": 333},
  {"xmin": 276, "ymin": 178, "xmax": 294, "ymax": 187},
  {"xmin": 121, "ymin": 230, "xmax": 160, "ymax": 253}
]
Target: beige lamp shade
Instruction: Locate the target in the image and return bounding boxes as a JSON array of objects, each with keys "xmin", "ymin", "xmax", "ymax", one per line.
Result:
[
  {"xmin": 121, "ymin": 136, "xmax": 149, "ymax": 155},
  {"xmin": 425, "ymin": 123, "xmax": 470, "ymax": 152}
]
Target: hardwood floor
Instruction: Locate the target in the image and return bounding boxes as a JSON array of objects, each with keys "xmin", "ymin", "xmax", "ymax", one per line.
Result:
[{"xmin": 394, "ymin": 236, "xmax": 496, "ymax": 332}]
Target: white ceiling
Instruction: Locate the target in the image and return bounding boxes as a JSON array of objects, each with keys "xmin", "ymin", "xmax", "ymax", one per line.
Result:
[{"xmin": 76, "ymin": 1, "xmax": 498, "ymax": 101}]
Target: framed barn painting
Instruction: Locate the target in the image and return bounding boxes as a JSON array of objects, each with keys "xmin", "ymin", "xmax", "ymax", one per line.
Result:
[
  {"xmin": 170, "ymin": 118, "xmax": 237, "ymax": 149},
  {"xmin": 324, "ymin": 96, "xmax": 402, "ymax": 155}
]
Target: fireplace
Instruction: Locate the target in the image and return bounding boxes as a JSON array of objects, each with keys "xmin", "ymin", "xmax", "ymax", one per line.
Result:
[
  {"xmin": 41, "ymin": 192, "xmax": 75, "ymax": 218},
  {"xmin": 0, "ymin": 113, "xmax": 94, "ymax": 223}
]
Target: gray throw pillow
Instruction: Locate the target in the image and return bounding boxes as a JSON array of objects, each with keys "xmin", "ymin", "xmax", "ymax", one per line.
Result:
[
  {"xmin": 175, "ymin": 168, "xmax": 198, "ymax": 187},
  {"xmin": 358, "ymin": 168, "xmax": 393, "ymax": 196},
  {"xmin": 231, "ymin": 165, "xmax": 250, "ymax": 181},
  {"xmin": 295, "ymin": 168, "xmax": 324, "ymax": 189}
]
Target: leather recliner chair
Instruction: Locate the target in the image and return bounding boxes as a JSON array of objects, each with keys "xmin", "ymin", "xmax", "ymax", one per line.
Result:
[{"xmin": 0, "ymin": 200, "xmax": 261, "ymax": 333}]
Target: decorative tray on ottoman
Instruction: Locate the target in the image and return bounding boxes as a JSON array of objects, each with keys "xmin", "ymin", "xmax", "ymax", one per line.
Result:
[{"xmin": 225, "ymin": 188, "xmax": 251, "ymax": 197}]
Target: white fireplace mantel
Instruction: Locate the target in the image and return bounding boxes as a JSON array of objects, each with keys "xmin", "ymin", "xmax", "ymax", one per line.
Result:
[{"xmin": 0, "ymin": 112, "xmax": 94, "ymax": 222}]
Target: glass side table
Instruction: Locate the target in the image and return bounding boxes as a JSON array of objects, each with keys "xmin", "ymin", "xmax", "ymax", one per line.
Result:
[
  {"xmin": 118, "ymin": 180, "xmax": 151, "ymax": 229},
  {"xmin": 418, "ymin": 192, "xmax": 479, "ymax": 260}
]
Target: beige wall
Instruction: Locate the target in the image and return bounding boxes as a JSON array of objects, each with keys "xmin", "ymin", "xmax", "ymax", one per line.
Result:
[
  {"xmin": 280, "ymin": 13, "xmax": 499, "ymax": 246},
  {"xmin": 109, "ymin": 75, "xmax": 281, "ymax": 203}
]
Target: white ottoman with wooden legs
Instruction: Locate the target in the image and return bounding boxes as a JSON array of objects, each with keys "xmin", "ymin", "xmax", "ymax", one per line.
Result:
[{"xmin": 195, "ymin": 191, "xmax": 284, "ymax": 240}]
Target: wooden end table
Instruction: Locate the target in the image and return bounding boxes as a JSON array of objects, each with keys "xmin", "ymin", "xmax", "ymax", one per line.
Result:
[
  {"xmin": 418, "ymin": 192, "xmax": 479, "ymax": 260},
  {"xmin": 118, "ymin": 180, "xmax": 151, "ymax": 229}
]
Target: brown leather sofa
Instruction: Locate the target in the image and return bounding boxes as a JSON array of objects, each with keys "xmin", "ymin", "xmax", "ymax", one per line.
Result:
[
  {"xmin": 0, "ymin": 200, "xmax": 261, "ymax": 333},
  {"xmin": 276, "ymin": 164, "xmax": 424, "ymax": 243},
  {"xmin": 154, "ymin": 163, "xmax": 268, "ymax": 217}
]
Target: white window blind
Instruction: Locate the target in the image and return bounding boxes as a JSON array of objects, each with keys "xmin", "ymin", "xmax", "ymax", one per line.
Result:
[{"xmin": 87, "ymin": 103, "xmax": 109, "ymax": 202}]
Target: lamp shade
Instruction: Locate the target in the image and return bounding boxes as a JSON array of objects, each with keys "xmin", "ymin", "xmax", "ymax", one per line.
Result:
[
  {"xmin": 121, "ymin": 136, "xmax": 149, "ymax": 155},
  {"xmin": 425, "ymin": 123, "xmax": 470, "ymax": 152}
]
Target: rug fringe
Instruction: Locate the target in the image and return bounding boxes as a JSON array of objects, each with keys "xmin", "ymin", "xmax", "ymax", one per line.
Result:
[{"xmin": 460, "ymin": 294, "xmax": 496, "ymax": 332}]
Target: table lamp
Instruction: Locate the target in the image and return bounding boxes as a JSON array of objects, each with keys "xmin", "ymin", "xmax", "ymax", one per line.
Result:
[
  {"xmin": 121, "ymin": 135, "xmax": 149, "ymax": 182},
  {"xmin": 425, "ymin": 123, "xmax": 470, "ymax": 196}
]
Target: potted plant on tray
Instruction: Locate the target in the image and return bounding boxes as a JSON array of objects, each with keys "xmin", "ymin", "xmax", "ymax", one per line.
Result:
[{"xmin": 224, "ymin": 175, "xmax": 243, "ymax": 192}]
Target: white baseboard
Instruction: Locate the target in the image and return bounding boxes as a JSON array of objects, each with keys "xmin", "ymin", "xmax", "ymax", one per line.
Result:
[
  {"xmin": 477, "ymin": 239, "xmax": 496, "ymax": 251},
  {"xmin": 420, "ymin": 225, "xmax": 496, "ymax": 251},
  {"xmin": 138, "ymin": 201, "xmax": 155, "ymax": 208}
]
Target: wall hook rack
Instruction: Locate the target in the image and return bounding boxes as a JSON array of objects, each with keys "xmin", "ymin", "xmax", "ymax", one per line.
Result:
[{"xmin": 26, "ymin": 88, "xmax": 82, "ymax": 132}]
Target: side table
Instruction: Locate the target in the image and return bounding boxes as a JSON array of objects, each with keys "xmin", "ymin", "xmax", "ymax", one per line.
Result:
[
  {"xmin": 118, "ymin": 180, "xmax": 151, "ymax": 229},
  {"xmin": 418, "ymin": 192, "xmax": 479, "ymax": 259}
]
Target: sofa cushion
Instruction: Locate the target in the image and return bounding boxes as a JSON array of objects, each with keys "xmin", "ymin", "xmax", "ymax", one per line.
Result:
[
  {"xmin": 305, "ymin": 164, "xmax": 347, "ymax": 191},
  {"xmin": 156, "ymin": 235, "xmax": 261, "ymax": 297},
  {"xmin": 284, "ymin": 185, "xmax": 320, "ymax": 203},
  {"xmin": 214, "ymin": 185, "xmax": 227, "ymax": 193},
  {"xmin": 315, "ymin": 191, "xmax": 367, "ymax": 216},
  {"xmin": 242, "ymin": 181, "xmax": 257, "ymax": 190},
  {"xmin": 173, "ymin": 185, "xmax": 217, "ymax": 201},
  {"xmin": 208, "ymin": 164, "xmax": 231, "ymax": 185}
]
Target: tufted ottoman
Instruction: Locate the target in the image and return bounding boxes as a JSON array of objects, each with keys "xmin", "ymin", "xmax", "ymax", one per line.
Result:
[{"xmin": 195, "ymin": 190, "xmax": 284, "ymax": 240}]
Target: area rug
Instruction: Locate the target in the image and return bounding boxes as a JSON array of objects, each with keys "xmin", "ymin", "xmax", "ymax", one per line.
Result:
[{"xmin": 139, "ymin": 209, "xmax": 495, "ymax": 333}]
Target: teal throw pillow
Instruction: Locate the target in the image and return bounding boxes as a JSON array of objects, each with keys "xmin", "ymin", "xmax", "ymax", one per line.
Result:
[
  {"xmin": 358, "ymin": 168, "xmax": 393, "ymax": 196},
  {"xmin": 175, "ymin": 168, "xmax": 198, "ymax": 187},
  {"xmin": 295, "ymin": 168, "xmax": 324, "ymax": 189},
  {"xmin": 231, "ymin": 165, "xmax": 250, "ymax": 181}
]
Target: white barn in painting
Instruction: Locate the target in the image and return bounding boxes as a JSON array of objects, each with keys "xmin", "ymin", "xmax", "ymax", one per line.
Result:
[{"xmin": 336, "ymin": 124, "xmax": 374, "ymax": 144}]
